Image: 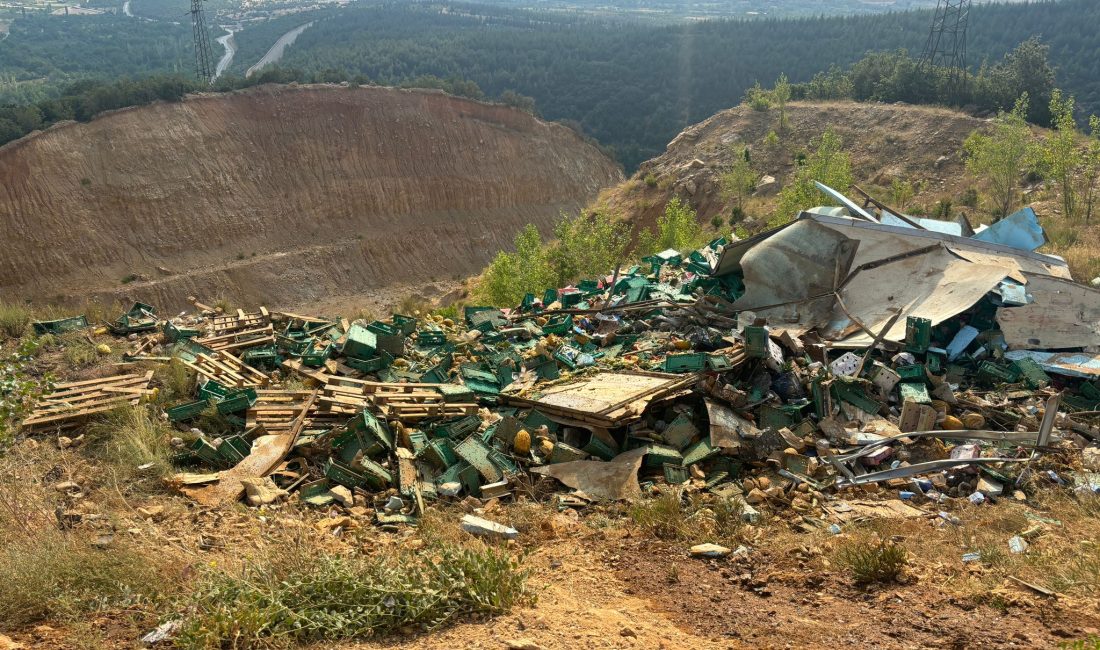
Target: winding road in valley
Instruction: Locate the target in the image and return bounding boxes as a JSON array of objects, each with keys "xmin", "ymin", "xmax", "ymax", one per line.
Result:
[
  {"xmin": 214, "ymin": 28, "xmax": 237, "ymax": 80},
  {"xmin": 245, "ymin": 21, "xmax": 313, "ymax": 77}
]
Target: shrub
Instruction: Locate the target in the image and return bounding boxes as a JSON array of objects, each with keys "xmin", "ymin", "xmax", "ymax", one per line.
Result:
[
  {"xmin": 644, "ymin": 173, "xmax": 658, "ymax": 188},
  {"xmin": 836, "ymin": 540, "xmax": 907, "ymax": 584},
  {"xmin": 175, "ymin": 544, "xmax": 534, "ymax": 648},
  {"xmin": 0, "ymin": 338, "xmax": 51, "ymax": 444},
  {"xmin": 0, "ymin": 302, "xmax": 30, "ymax": 339},
  {"xmin": 549, "ymin": 210, "xmax": 630, "ymax": 287},
  {"xmin": 774, "ymin": 127, "xmax": 853, "ymax": 223},
  {"xmin": 635, "ymin": 197, "xmax": 705, "ymax": 257},
  {"xmin": 744, "ymin": 81, "xmax": 771, "ymax": 111}
]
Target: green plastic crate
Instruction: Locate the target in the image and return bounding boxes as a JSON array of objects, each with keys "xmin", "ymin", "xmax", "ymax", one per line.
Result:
[{"xmin": 33, "ymin": 315, "xmax": 88, "ymax": 336}]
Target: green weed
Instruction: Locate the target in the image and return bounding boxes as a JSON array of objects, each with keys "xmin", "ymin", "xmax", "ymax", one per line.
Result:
[
  {"xmin": 836, "ymin": 540, "xmax": 907, "ymax": 584},
  {"xmin": 174, "ymin": 544, "xmax": 534, "ymax": 648}
]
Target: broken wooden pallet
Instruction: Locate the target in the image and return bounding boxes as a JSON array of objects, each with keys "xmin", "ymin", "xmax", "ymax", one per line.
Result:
[
  {"xmin": 21, "ymin": 371, "xmax": 155, "ymax": 432},
  {"xmin": 194, "ymin": 323, "xmax": 276, "ymax": 353},
  {"xmin": 246, "ymin": 390, "xmax": 349, "ymax": 433},
  {"xmin": 182, "ymin": 351, "xmax": 269, "ymax": 388}
]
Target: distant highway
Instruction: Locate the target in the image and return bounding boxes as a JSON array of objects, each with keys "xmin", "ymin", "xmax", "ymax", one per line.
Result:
[
  {"xmin": 214, "ymin": 28, "xmax": 236, "ymax": 80},
  {"xmin": 245, "ymin": 21, "xmax": 313, "ymax": 78}
]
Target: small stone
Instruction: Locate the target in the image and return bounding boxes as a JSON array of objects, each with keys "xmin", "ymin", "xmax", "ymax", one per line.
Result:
[
  {"xmin": 438, "ymin": 481, "xmax": 462, "ymax": 497},
  {"xmin": 315, "ymin": 516, "xmax": 356, "ymax": 533},
  {"xmin": 689, "ymin": 464, "xmax": 705, "ymax": 480},
  {"xmin": 506, "ymin": 640, "xmax": 546, "ymax": 650},
  {"xmin": 460, "ymin": 514, "xmax": 518, "ymax": 540},
  {"xmin": 57, "ymin": 436, "xmax": 73, "ymax": 449},
  {"xmin": 348, "ymin": 505, "xmax": 370, "ymax": 517},
  {"xmin": 690, "ymin": 543, "xmax": 732, "ymax": 558},
  {"xmin": 755, "ymin": 476, "xmax": 771, "ymax": 490},
  {"xmin": 329, "ymin": 485, "xmax": 354, "ymax": 508},
  {"xmin": 384, "ymin": 495, "xmax": 405, "ymax": 512},
  {"xmin": 54, "ymin": 480, "xmax": 80, "ymax": 492},
  {"xmin": 1083, "ymin": 446, "xmax": 1100, "ymax": 472},
  {"xmin": 745, "ymin": 488, "xmax": 767, "ymax": 504},
  {"xmin": 620, "ymin": 627, "xmax": 637, "ymax": 638},
  {"xmin": 137, "ymin": 505, "xmax": 165, "ymax": 519}
]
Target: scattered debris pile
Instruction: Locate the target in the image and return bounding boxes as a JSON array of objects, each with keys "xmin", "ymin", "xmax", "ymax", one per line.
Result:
[{"xmin": 19, "ymin": 185, "xmax": 1100, "ymax": 528}]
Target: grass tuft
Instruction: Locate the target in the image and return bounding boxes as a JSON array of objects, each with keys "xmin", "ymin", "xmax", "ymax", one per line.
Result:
[
  {"xmin": 174, "ymin": 543, "xmax": 534, "ymax": 648},
  {"xmin": 87, "ymin": 405, "xmax": 175, "ymax": 485},
  {"xmin": 836, "ymin": 539, "xmax": 907, "ymax": 584},
  {"xmin": 0, "ymin": 302, "xmax": 31, "ymax": 339}
]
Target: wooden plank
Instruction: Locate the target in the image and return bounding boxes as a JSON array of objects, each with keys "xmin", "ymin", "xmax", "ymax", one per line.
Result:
[{"xmin": 183, "ymin": 390, "xmax": 317, "ymax": 507}]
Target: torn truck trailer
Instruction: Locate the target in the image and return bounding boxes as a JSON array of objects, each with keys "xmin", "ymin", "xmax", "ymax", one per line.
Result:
[{"xmin": 712, "ymin": 200, "xmax": 1081, "ymax": 350}]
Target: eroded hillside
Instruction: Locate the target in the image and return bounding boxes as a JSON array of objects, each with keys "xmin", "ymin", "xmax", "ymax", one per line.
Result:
[
  {"xmin": 601, "ymin": 101, "xmax": 987, "ymax": 231},
  {"xmin": 0, "ymin": 84, "xmax": 622, "ymax": 311}
]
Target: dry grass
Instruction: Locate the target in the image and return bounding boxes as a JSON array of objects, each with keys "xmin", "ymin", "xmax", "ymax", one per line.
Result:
[
  {"xmin": 0, "ymin": 443, "xmax": 182, "ymax": 628},
  {"xmin": 0, "ymin": 301, "xmax": 31, "ymax": 339},
  {"xmin": 86, "ymin": 404, "xmax": 176, "ymax": 487},
  {"xmin": 627, "ymin": 487, "xmax": 747, "ymax": 545}
]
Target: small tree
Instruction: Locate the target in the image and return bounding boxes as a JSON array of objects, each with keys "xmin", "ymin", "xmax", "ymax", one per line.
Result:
[
  {"xmin": 476, "ymin": 224, "xmax": 554, "ymax": 307},
  {"xmin": 548, "ymin": 210, "xmax": 630, "ymax": 286},
  {"xmin": 1083, "ymin": 115, "xmax": 1100, "ymax": 223},
  {"xmin": 890, "ymin": 178, "xmax": 916, "ymax": 210},
  {"xmin": 1040, "ymin": 90, "xmax": 1085, "ymax": 221},
  {"xmin": 963, "ymin": 94, "xmax": 1033, "ymax": 220},
  {"xmin": 637, "ymin": 197, "xmax": 705, "ymax": 256},
  {"xmin": 773, "ymin": 73, "xmax": 791, "ymax": 134},
  {"xmin": 719, "ymin": 147, "xmax": 755, "ymax": 215},
  {"xmin": 774, "ymin": 128, "xmax": 853, "ymax": 222}
]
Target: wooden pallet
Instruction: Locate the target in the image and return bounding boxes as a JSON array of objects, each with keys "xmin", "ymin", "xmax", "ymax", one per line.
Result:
[
  {"xmin": 246, "ymin": 390, "xmax": 351, "ymax": 433},
  {"xmin": 22, "ymin": 371, "xmax": 155, "ymax": 432},
  {"xmin": 182, "ymin": 351, "xmax": 269, "ymax": 388},
  {"xmin": 211, "ymin": 308, "xmax": 270, "ymax": 336},
  {"xmin": 194, "ymin": 324, "xmax": 276, "ymax": 352}
]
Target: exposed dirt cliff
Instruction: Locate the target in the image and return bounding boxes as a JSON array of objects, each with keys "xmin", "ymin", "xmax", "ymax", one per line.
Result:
[{"xmin": 0, "ymin": 84, "xmax": 622, "ymax": 311}]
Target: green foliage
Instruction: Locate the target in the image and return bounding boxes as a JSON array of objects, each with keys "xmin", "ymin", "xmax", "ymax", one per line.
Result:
[
  {"xmin": 175, "ymin": 545, "xmax": 533, "ymax": 648},
  {"xmin": 889, "ymin": 178, "xmax": 917, "ymax": 210},
  {"xmin": 772, "ymin": 73, "xmax": 791, "ymax": 133},
  {"xmin": 719, "ymin": 148, "xmax": 755, "ymax": 211},
  {"xmin": 1, "ymin": 2, "xmax": 1097, "ymax": 170},
  {"xmin": 644, "ymin": 173, "xmax": 658, "ymax": 188},
  {"xmin": 0, "ymin": 302, "xmax": 30, "ymax": 339},
  {"xmin": 1036, "ymin": 89, "xmax": 1100, "ymax": 222},
  {"xmin": 499, "ymin": 89, "xmax": 538, "ymax": 115},
  {"xmin": 837, "ymin": 540, "xmax": 907, "ymax": 584},
  {"xmin": 774, "ymin": 128, "xmax": 853, "ymax": 222},
  {"xmin": 963, "ymin": 95, "xmax": 1035, "ymax": 220},
  {"xmin": 745, "ymin": 81, "xmax": 771, "ymax": 112},
  {"xmin": 476, "ymin": 224, "xmax": 553, "ymax": 307},
  {"xmin": 0, "ymin": 338, "xmax": 51, "ymax": 445},
  {"xmin": 548, "ymin": 211, "xmax": 630, "ymax": 287},
  {"xmin": 636, "ymin": 197, "xmax": 705, "ymax": 257}
]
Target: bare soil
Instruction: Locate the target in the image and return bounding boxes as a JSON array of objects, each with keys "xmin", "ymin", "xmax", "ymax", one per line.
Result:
[{"xmin": 0, "ymin": 84, "xmax": 622, "ymax": 313}]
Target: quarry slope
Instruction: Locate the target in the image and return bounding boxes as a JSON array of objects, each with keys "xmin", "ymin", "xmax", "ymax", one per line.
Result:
[{"xmin": 0, "ymin": 84, "xmax": 622, "ymax": 311}]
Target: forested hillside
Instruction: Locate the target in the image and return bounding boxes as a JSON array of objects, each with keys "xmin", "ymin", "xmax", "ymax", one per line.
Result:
[
  {"xmin": 266, "ymin": 0, "xmax": 1099, "ymax": 168},
  {"xmin": 2, "ymin": 0, "xmax": 1099, "ymax": 169}
]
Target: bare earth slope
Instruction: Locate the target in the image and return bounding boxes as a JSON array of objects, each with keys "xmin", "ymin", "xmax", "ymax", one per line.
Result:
[
  {"xmin": 601, "ymin": 101, "xmax": 986, "ymax": 232},
  {"xmin": 0, "ymin": 84, "xmax": 622, "ymax": 310}
]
